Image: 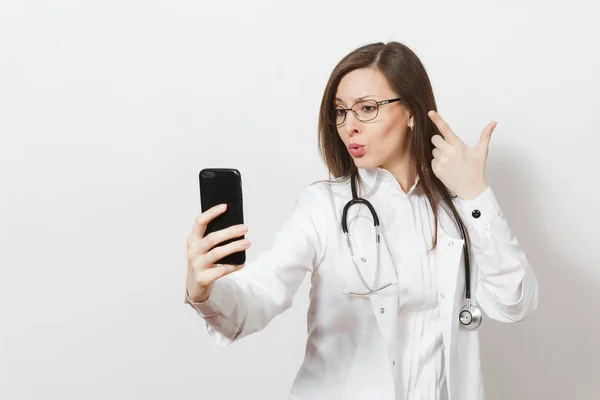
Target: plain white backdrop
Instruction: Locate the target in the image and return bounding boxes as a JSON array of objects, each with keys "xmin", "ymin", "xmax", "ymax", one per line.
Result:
[{"xmin": 1, "ymin": 0, "xmax": 599, "ymax": 399}]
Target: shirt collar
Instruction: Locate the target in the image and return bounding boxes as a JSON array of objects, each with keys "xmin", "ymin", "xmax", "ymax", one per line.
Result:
[{"xmin": 356, "ymin": 167, "xmax": 421, "ymax": 197}]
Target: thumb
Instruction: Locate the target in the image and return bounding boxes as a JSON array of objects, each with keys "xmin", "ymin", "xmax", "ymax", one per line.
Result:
[{"xmin": 477, "ymin": 121, "xmax": 497, "ymax": 155}]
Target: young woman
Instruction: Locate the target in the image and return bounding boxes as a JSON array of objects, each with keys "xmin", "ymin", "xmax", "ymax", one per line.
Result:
[{"xmin": 184, "ymin": 41, "xmax": 538, "ymax": 400}]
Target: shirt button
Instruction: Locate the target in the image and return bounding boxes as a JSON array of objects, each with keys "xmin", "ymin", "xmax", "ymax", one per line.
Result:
[
  {"xmin": 448, "ymin": 241, "xmax": 454, "ymax": 247},
  {"xmin": 392, "ymin": 361, "xmax": 396, "ymax": 366},
  {"xmin": 440, "ymin": 293, "xmax": 445, "ymax": 299},
  {"xmin": 472, "ymin": 209, "xmax": 481, "ymax": 218},
  {"xmin": 380, "ymin": 307, "xmax": 385, "ymax": 314}
]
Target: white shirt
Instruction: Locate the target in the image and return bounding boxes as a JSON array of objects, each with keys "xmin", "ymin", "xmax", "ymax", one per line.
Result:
[{"xmin": 185, "ymin": 167, "xmax": 539, "ymax": 400}]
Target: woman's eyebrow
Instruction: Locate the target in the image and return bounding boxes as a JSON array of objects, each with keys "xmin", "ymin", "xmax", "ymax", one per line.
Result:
[{"xmin": 334, "ymin": 95, "xmax": 377, "ymax": 104}]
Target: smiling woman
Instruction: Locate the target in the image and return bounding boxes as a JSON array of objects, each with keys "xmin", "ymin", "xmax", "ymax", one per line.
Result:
[{"xmin": 185, "ymin": 41, "xmax": 538, "ymax": 400}]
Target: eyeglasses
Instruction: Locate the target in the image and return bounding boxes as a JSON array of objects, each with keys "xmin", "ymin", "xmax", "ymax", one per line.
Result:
[{"xmin": 332, "ymin": 97, "xmax": 402, "ymax": 126}]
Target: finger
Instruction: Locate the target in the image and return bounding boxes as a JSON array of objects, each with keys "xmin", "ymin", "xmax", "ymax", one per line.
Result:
[
  {"xmin": 431, "ymin": 134, "xmax": 450, "ymax": 151},
  {"xmin": 188, "ymin": 204, "xmax": 227, "ymax": 242},
  {"xmin": 205, "ymin": 238, "xmax": 252, "ymax": 265},
  {"xmin": 196, "ymin": 224, "xmax": 248, "ymax": 254},
  {"xmin": 428, "ymin": 110, "xmax": 457, "ymax": 142},
  {"xmin": 197, "ymin": 263, "xmax": 246, "ymax": 286},
  {"xmin": 188, "ymin": 234, "xmax": 250, "ymax": 272},
  {"xmin": 431, "ymin": 158, "xmax": 440, "ymax": 175}
]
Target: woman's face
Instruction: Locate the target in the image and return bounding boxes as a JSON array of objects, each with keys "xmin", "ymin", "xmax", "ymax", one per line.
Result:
[{"xmin": 335, "ymin": 68, "xmax": 413, "ymax": 170}]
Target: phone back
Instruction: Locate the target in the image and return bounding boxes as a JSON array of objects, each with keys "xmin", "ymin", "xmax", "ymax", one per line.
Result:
[{"xmin": 199, "ymin": 168, "xmax": 246, "ymax": 265}]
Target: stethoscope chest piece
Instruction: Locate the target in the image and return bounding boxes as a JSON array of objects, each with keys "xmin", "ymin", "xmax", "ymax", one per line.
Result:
[{"xmin": 459, "ymin": 303, "xmax": 482, "ymax": 330}]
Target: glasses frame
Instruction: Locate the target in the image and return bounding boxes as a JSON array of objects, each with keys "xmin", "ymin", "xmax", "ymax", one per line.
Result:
[{"xmin": 333, "ymin": 97, "xmax": 403, "ymax": 126}]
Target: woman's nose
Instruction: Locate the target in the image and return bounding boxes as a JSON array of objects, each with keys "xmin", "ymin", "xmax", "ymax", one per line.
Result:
[{"xmin": 344, "ymin": 112, "xmax": 361, "ymax": 136}]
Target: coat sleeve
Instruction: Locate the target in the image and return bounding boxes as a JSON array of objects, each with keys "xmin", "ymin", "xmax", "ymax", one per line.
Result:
[
  {"xmin": 453, "ymin": 185, "xmax": 539, "ymax": 323},
  {"xmin": 184, "ymin": 184, "xmax": 329, "ymax": 346}
]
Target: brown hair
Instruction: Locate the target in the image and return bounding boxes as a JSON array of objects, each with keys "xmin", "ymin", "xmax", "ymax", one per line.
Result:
[{"xmin": 317, "ymin": 41, "xmax": 470, "ymax": 252}]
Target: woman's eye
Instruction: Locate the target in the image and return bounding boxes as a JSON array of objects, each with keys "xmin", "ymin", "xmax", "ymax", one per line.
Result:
[
  {"xmin": 335, "ymin": 108, "xmax": 345, "ymax": 116},
  {"xmin": 362, "ymin": 105, "xmax": 376, "ymax": 113}
]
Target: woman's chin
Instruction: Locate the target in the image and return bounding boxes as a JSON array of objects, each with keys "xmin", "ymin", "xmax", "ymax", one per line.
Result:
[{"xmin": 353, "ymin": 158, "xmax": 378, "ymax": 170}]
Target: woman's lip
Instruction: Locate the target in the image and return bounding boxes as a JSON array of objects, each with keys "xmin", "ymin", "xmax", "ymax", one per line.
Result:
[
  {"xmin": 348, "ymin": 143, "xmax": 365, "ymax": 149},
  {"xmin": 349, "ymin": 146, "xmax": 366, "ymax": 157}
]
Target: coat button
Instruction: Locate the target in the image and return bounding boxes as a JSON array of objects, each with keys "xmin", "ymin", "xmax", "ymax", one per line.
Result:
[
  {"xmin": 360, "ymin": 257, "xmax": 367, "ymax": 263},
  {"xmin": 380, "ymin": 307, "xmax": 385, "ymax": 313},
  {"xmin": 392, "ymin": 361, "xmax": 396, "ymax": 366},
  {"xmin": 472, "ymin": 209, "xmax": 481, "ymax": 218},
  {"xmin": 448, "ymin": 241, "xmax": 454, "ymax": 247},
  {"xmin": 440, "ymin": 293, "xmax": 445, "ymax": 299}
]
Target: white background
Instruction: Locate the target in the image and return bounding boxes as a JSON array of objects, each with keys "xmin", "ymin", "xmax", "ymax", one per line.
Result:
[{"xmin": 1, "ymin": 0, "xmax": 599, "ymax": 399}]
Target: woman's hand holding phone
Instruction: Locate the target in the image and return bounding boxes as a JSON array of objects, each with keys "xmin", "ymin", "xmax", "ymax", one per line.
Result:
[{"xmin": 185, "ymin": 204, "xmax": 251, "ymax": 303}]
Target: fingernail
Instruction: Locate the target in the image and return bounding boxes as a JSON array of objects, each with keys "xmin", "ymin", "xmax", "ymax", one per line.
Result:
[{"xmin": 220, "ymin": 204, "xmax": 227, "ymax": 210}]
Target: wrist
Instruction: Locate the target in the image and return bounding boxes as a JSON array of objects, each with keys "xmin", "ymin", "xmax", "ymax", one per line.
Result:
[
  {"xmin": 186, "ymin": 286, "xmax": 211, "ymax": 304},
  {"xmin": 456, "ymin": 181, "xmax": 488, "ymax": 200}
]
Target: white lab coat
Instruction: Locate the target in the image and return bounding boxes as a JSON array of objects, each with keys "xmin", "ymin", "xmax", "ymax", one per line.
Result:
[{"xmin": 186, "ymin": 167, "xmax": 538, "ymax": 400}]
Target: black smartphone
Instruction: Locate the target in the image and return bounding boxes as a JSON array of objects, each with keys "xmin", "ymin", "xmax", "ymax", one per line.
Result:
[{"xmin": 199, "ymin": 168, "xmax": 246, "ymax": 265}]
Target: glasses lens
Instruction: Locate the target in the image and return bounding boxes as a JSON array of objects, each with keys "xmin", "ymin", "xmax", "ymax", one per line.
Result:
[
  {"xmin": 334, "ymin": 107, "xmax": 346, "ymax": 125},
  {"xmin": 352, "ymin": 100, "xmax": 378, "ymax": 122}
]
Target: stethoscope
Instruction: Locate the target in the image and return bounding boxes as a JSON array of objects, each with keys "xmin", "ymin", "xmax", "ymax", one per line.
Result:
[{"xmin": 341, "ymin": 172, "xmax": 482, "ymax": 330}]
